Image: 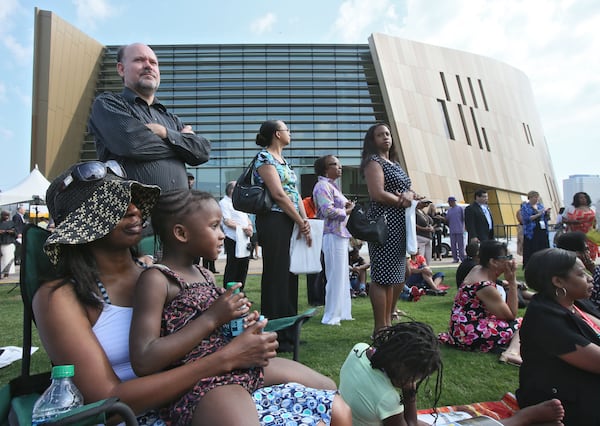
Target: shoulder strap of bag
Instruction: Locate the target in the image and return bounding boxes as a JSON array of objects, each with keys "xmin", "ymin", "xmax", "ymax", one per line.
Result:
[{"xmin": 237, "ymin": 154, "xmax": 260, "ymax": 186}]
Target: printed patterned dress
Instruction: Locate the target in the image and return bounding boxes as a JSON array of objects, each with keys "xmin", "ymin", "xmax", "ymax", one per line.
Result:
[
  {"xmin": 565, "ymin": 206, "xmax": 598, "ymax": 260},
  {"xmin": 152, "ymin": 265, "xmax": 264, "ymax": 424},
  {"xmin": 438, "ymin": 280, "xmax": 521, "ymax": 352},
  {"xmin": 366, "ymin": 155, "xmax": 411, "ymax": 285},
  {"xmin": 149, "ymin": 265, "xmax": 337, "ymax": 425}
]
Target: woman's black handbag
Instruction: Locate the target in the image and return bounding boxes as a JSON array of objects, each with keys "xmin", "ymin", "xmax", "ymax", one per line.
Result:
[
  {"xmin": 347, "ymin": 204, "xmax": 388, "ymax": 244},
  {"xmin": 232, "ymin": 155, "xmax": 273, "ymax": 214}
]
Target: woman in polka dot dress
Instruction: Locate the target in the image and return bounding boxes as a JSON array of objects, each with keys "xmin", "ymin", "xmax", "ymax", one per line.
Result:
[{"xmin": 360, "ymin": 123, "xmax": 415, "ymax": 337}]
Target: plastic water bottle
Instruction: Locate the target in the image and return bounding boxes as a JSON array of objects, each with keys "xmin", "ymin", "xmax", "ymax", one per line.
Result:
[
  {"xmin": 226, "ymin": 282, "xmax": 248, "ymax": 336},
  {"xmin": 31, "ymin": 365, "xmax": 83, "ymax": 425}
]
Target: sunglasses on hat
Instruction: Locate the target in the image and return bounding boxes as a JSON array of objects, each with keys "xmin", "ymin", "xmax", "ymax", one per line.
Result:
[{"xmin": 59, "ymin": 160, "xmax": 127, "ymax": 193}]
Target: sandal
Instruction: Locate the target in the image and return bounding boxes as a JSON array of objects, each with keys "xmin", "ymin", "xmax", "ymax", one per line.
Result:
[{"xmin": 391, "ymin": 309, "xmax": 407, "ymax": 321}]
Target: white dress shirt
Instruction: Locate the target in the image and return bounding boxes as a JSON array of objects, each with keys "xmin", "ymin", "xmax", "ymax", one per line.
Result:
[{"xmin": 219, "ymin": 195, "xmax": 251, "ymax": 241}]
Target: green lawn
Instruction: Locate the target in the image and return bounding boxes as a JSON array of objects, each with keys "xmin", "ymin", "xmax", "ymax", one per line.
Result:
[{"xmin": 0, "ymin": 267, "xmax": 523, "ymax": 409}]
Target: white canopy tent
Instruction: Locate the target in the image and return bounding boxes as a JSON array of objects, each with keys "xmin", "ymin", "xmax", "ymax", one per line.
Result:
[{"xmin": 0, "ymin": 165, "xmax": 51, "ymax": 206}]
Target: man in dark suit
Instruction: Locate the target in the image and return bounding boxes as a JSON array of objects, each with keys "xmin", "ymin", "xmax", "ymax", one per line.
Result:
[
  {"xmin": 465, "ymin": 189, "xmax": 494, "ymax": 243},
  {"xmin": 12, "ymin": 205, "xmax": 27, "ymax": 265}
]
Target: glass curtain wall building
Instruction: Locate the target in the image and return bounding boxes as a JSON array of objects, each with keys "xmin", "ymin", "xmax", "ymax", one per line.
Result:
[
  {"xmin": 32, "ymin": 9, "xmax": 561, "ymax": 230},
  {"xmin": 83, "ymin": 44, "xmax": 388, "ymax": 199}
]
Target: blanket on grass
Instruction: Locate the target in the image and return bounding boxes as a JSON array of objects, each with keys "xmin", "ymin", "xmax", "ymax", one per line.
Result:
[{"xmin": 417, "ymin": 392, "xmax": 519, "ymax": 423}]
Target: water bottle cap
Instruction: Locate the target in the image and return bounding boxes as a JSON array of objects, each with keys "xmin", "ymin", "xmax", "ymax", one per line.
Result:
[
  {"xmin": 51, "ymin": 365, "xmax": 75, "ymax": 378},
  {"xmin": 226, "ymin": 282, "xmax": 240, "ymax": 294}
]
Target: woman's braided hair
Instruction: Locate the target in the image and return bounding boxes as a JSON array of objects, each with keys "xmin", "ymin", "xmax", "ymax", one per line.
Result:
[{"xmin": 370, "ymin": 320, "xmax": 443, "ymax": 404}]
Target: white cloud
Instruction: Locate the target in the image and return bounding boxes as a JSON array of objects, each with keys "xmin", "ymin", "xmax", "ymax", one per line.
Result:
[
  {"xmin": 4, "ymin": 34, "xmax": 31, "ymax": 64},
  {"xmin": 250, "ymin": 12, "xmax": 277, "ymax": 34},
  {"xmin": 0, "ymin": 82, "xmax": 6, "ymax": 103},
  {"xmin": 0, "ymin": 0, "xmax": 19, "ymax": 27},
  {"xmin": 332, "ymin": 0, "xmax": 400, "ymax": 43},
  {"xmin": 329, "ymin": 0, "xmax": 600, "ymax": 183},
  {"xmin": 72, "ymin": 0, "xmax": 115, "ymax": 30}
]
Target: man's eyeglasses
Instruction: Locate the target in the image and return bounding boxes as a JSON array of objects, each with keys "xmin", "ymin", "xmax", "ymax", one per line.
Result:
[
  {"xmin": 59, "ymin": 160, "xmax": 126, "ymax": 192},
  {"xmin": 494, "ymin": 254, "xmax": 513, "ymax": 260},
  {"xmin": 277, "ymin": 128, "xmax": 291, "ymax": 133}
]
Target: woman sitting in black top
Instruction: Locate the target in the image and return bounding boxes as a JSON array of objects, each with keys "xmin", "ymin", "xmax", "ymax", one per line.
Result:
[{"xmin": 518, "ymin": 248, "xmax": 600, "ymax": 425}]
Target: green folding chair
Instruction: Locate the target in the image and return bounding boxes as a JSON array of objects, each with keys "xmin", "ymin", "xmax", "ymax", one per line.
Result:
[
  {"xmin": 0, "ymin": 224, "xmax": 137, "ymax": 426},
  {"xmin": 265, "ymin": 308, "xmax": 317, "ymax": 362},
  {"xmin": 137, "ymin": 235, "xmax": 156, "ymax": 258}
]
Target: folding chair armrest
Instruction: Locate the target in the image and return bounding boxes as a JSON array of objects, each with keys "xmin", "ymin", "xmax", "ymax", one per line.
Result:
[
  {"xmin": 264, "ymin": 308, "xmax": 317, "ymax": 332},
  {"xmin": 46, "ymin": 397, "xmax": 138, "ymax": 426},
  {"xmin": 9, "ymin": 396, "xmax": 138, "ymax": 426},
  {"xmin": 9, "ymin": 393, "xmax": 39, "ymax": 425},
  {"xmin": 264, "ymin": 308, "xmax": 317, "ymax": 361}
]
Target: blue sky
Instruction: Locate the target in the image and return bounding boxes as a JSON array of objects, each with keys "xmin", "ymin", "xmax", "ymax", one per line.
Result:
[{"xmin": 1, "ymin": 0, "xmax": 599, "ymax": 197}]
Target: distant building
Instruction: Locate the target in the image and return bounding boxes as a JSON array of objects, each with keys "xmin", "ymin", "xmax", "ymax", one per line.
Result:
[{"xmin": 30, "ymin": 8, "xmax": 560, "ymax": 231}]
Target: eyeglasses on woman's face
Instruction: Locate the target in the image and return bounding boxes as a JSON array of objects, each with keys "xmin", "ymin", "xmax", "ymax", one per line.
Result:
[{"xmin": 276, "ymin": 127, "xmax": 290, "ymax": 133}]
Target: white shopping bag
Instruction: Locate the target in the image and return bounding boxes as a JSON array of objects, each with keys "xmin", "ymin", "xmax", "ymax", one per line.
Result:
[
  {"xmin": 406, "ymin": 200, "xmax": 418, "ymax": 255},
  {"xmin": 235, "ymin": 225, "xmax": 252, "ymax": 258},
  {"xmin": 289, "ymin": 219, "xmax": 324, "ymax": 274}
]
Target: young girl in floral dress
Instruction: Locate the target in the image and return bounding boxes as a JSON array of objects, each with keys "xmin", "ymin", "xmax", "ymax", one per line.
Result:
[{"xmin": 129, "ymin": 189, "xmax": 351, "ymax": 425}]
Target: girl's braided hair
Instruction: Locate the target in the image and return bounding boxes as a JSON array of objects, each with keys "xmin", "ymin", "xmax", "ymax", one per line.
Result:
[
  {"xmin": 370, "ymin": 320, "xmax": 443, "ymax": 405},
  {"xmin": 151, "ymin": 189, "xmax": 216, "ymax": 256}
]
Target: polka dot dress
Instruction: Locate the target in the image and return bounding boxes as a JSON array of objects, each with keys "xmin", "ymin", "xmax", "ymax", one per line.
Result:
[
  {"xmin": 367, "ymin": 155, "xmax": 411, "ymax": 285},
  {"xmin": 253, "ymin": 383, "xmax": 336, "ymax": 425}
]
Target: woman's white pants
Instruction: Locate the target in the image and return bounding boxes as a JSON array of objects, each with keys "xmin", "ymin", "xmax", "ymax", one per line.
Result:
[{"xmin": 321, "ymin": 234, "xmax": 352, "ymax": 325}]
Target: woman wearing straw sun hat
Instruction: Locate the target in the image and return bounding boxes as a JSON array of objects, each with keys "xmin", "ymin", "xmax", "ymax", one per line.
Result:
[{"xmin": 34, "ymin": 160, "xmax": 351, "ymax": 425}]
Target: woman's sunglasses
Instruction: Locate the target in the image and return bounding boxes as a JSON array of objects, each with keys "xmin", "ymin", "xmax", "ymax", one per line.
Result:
[{"xmin": 59, "ymin": 160, "xmax": 127, "ymax": 192}]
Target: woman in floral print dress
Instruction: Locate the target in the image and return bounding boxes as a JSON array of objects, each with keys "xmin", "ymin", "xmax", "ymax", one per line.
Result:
[{"xmin": 439, "ymin": 240, "xmax": 522, "ymax": 353}]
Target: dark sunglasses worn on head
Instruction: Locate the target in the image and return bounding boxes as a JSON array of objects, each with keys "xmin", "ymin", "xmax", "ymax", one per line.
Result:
[
  {"xmin": 59, "ymin": 160, "xmax": 127, "ymax": 192},
  {"xmin": 495, "ymin": 254, "xmax": 513, "ymax": 260}
]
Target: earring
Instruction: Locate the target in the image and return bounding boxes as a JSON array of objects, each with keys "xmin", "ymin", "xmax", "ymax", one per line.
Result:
[{"xmin": 555, "ymin": 287, "xmax": 567, "ymax": 298}]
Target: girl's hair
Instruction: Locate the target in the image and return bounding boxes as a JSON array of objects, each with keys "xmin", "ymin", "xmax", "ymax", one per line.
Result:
[
  {"xmin": 524, "ymin": 248, "xmax": 577, "ymax": 298},
  {"xmin": 572, "ymin": 191, "xmax": 591, "ymax": 207},
  {"xmin": 478, "ymin": 240, "xmax": 508, "ymax": 267},
  {"xmin": 151, "ymin": 189, "xmax": 216, "ymax": 250},
  {"xmin": 359, "ymin": 122, "xmax": 400, "ymax": 175},
  {"xmin": 255, "ymin": 120, "xmax": 281, "ymax": 147},
  {"xmin": 369, "ymin": 321, "xmax": 442, "ymax": 405},
  {"xmin": 314, "ymin": 155, "xmax": 335, "ymax": 176}
]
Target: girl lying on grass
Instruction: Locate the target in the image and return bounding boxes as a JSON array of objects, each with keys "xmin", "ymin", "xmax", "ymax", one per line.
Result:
[{"xmin": 339, "ymin": 321, "xmax": 564, "ymax": 426}]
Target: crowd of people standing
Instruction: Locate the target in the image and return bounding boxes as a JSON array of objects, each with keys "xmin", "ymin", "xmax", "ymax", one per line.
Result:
[{"xmin": 8, "ymin": 40, "xmax": 600, "ymax": 425}]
